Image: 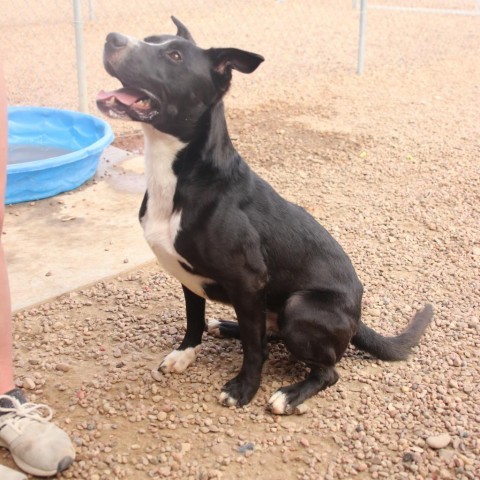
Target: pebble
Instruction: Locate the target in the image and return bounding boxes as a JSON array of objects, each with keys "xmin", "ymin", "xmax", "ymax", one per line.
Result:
[
  {"xmin": 299, "ymin": 438, "xmax": 310, "ymax": 447},
  {"xmin": 55, "ymin": 363, "xmax": 70, "ymax": 372},
  {"xmin": 295, "ymin": 403, "xmax": 309, "ymax": 415},
  {"xmin": 211, "ymin": 443, "xmax": 231, "ymax": 456},
  {"xmin": 426, "ymin": 434, "xmax": 452, "ymax": 450},
  {"xmin": 438, "ymin": 449, "xmax": 455, "ymax": 462},
  {"xmin": 237, "ymin": 443, "xmax": 254, "ymax": 455},
  {"xmin": 23, "ymin": 377, "xmax": 36, "ymax": 389},
  {"xmin": 181, "ymin": 443, "xmax": 191, "ymax": 453},
  {"xmin": 157, "ymin": 412, "xmax": 167, "ymax": 421}
]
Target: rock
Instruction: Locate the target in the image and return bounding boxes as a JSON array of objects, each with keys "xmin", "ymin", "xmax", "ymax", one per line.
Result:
[
  {"xmin": 23, "ymin": 377, "xmax": 36, "ymax": 389},
  {"xmin": 157, "ymin": 411, "xmax": 167, "ymax": 421},
  {"xmin": 402, "ymin": 452, "xmax": 414, "ymax": 463},
  {"xmin": 299, "ymin": 437, "xmax": 310, "ymax": 447},
  {"xmin": 55, "ymin": 363, "xmax": 70, "ymax": 372},
  {"xmin": 295, "ymin": 403, "xmax": 309, "ymax": 415},
  {"xmin": 211, "ymin": 443, "xmax": 231, "ymax": 456},
  {"xmin": 237, "ymin": 443, "xmax": 254, "ymax": 454},
  {"xmin": 426, "ymin": 433, "xmax": 451, "ymax": 449},
  {"xmin": 181, "ymin": 442, "xmax": 191, "ymax": 453},
  {"xmin": 438, "ymin": 449, "xmax": 455, "ymax": 462},
  {"xmin": 112, "ymin": 348, "xmax": 122, "ymax": 358},
  {"xmin": 355, "ymin": 462, "xmax": 368, "ymax": 472}
]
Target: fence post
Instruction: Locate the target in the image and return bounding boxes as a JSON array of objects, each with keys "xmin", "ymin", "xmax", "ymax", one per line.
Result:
[
  {"xmin": 357, "ymin": 0, "xmax": 367, "ymax": 75},
  {"xmin": 73, "ymin": 0, "xmax": 88, "ymax": 112},
  {"xmin": 88, "ymin": 0, "xmax": 95, "ymax": 21}
]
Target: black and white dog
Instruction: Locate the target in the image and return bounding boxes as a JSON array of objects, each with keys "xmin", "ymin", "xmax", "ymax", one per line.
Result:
[{"xmin": 97, "ymin": 17, "xmax": 432, "ymax": 415}]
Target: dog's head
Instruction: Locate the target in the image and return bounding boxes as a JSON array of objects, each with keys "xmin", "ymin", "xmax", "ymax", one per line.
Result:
[{"xmin": 97, "ymin": 17, "xmax": 264, "ymax": 140}]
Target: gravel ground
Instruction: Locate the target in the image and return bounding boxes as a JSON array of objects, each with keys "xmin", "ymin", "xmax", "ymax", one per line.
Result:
[{"xmin": 2, "ymin": 2, "xmax": 480, "ymax": 479}]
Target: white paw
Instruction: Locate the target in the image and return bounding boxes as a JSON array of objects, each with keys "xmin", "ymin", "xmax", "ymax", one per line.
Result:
[
  {"xmin": 267, "ymin": 391, "xmax": 309, "ymax": 415},
  {"xmin": 159, "ymin": 347, "xmax": 198, "ymax": 374},
  {"xmin": 207, "ymin": 319, "xmax": 222, "ymax": 337},
  {"xmin": 268, "ymin": 391, "xmax": 289, "ymax": 414},
  {"xmin": 219, "ymin": 391, "xmax": 238, "ymax": 407}
]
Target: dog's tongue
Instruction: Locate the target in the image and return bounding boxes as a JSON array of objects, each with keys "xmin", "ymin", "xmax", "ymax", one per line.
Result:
[{"xmin": 97, "ymin": 88, "xmax": 144, "ymax": 106}]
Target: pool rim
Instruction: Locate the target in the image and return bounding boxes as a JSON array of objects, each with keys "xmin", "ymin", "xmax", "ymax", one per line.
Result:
[{"xmin": 7, "ymin": 106, "xmax": 114, "ymax": 173}]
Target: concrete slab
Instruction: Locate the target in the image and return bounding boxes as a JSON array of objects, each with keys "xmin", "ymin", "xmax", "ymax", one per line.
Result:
[{"xmin": 3, "ymin": 146, "xmax": 155, "ymax": 312}]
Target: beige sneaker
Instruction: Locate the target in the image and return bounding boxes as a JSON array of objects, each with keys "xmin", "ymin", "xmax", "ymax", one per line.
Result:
[
  {"xmin": 0, "ymin": 463, "xmax": 27, "ymax": 480},
  {"xmin": 0, "ymin": 394, "xmax": 75, "ymax": 477}
]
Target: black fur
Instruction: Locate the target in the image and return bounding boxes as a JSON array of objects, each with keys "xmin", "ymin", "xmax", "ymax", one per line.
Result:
[{"xmin": 97, "ymin": 17, "xmax": 433, "ymax": 414}]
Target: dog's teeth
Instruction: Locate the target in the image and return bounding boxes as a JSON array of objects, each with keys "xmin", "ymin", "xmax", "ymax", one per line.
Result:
[{"xmin": 135, "ymin": 98, "xmax": 151, "ymax": 108}]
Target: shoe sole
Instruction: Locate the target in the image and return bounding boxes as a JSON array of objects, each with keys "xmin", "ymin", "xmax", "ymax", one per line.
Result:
[{"xmin": 10, "ymin": 453, "xmax": 74, "ymax": 478}]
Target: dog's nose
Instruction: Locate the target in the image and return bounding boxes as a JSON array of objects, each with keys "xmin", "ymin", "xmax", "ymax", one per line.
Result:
[{"xmin": 106, "ymin": 32, "xmax": 129, "ymax": 49}]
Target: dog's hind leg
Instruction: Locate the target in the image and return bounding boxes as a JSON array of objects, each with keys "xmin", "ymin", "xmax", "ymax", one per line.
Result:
[
  {"xmin": 207, "ymin": 320, "xmax": 241, "ymax": 339},
  {"xmin": 208, "ymin": 318, "xmax": 281, "ymax": 342},
  {"xmin": 157, "ymin": 286, "xmax": 206, "ymax": 374},
  {"xmin": 268, "ymin": 367, "xmax": 339, "ymax": 414},
  {"xmin": 267, "ymin": 291, "xmax": 357, "ymax": 414}
]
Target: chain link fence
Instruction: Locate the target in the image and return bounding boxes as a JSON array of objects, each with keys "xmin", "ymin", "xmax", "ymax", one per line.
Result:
[
  {"xmin": 355, "ymin": 0, "xmax": 480, "ymax": 73},
  {"xmin": 2, "ymin": 0, "xmax": 354, "ymax": 116},
  {"xmin": 1, "ymin": 1, "xmax": 479, "ymax": 128}
]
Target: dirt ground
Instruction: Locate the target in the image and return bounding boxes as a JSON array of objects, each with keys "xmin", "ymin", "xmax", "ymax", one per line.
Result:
[{"xmin": 2, "ymin": 2, "xmax": 480, "ymax": 480}]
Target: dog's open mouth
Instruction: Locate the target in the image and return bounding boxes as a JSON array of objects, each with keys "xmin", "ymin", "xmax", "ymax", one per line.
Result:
[{"xmin": 96, "ymin": 88, "xmax": 158, "ymax": 121}]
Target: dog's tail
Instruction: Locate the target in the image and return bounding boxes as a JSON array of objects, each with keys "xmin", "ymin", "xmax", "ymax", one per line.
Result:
[{"xmin": 351, "ymin": 304, "xmax": 433, "ymax": 361}]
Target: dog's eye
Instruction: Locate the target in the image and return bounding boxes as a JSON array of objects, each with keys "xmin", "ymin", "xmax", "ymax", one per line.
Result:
[{"xmin": 167, "ymin": 51, "xmax": 182, "ymax": 63}]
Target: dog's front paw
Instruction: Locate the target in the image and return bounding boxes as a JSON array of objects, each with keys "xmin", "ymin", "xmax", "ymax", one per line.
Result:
[
  {"xmin": 219, "ymin": 375, "xmax": 259, "ymax": 407},
  {"xmin": 267, "ymin": 389, "xmax": 309, "ymax": 415},
  {"xmin": 158, "ymin": 347, "xmax": 198, "ymax": 374}
]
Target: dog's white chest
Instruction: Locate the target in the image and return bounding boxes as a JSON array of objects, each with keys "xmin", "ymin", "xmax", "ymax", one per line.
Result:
[{"xmin": 140, "ymin": 126, "xmax": 212, "ymax": 298}]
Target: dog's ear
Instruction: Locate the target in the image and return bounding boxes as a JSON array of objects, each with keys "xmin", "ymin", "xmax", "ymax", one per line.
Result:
[
  {"xmin": 208, "ymin": 48, "xmax": 264, "ymax": 75},
  {"xmin": 171, "ymin": 16, "xmax": 196, "ymax": 45}
]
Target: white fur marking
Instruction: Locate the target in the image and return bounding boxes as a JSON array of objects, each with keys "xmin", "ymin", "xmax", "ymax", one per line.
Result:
[
  {"xmin": 143, "ymin": 39, "xmax": 175, "ymax": 47},
  {"xmin": 219, "ymin": 391, "xmax": 238, "ymax": 407},
  {"xmin": 141, "ymin": 125, "xmax": 214, "ymax": 297},
  {"xmin": 268, "ymin": 391, "xmax": 289, "ymax": 415},
  {"xmin": 207, "ymin": 319, "xmax": 222, "ymax": 337},
  {"xmin": 160, "ymin": 348, "xmax": 197, "ymax": 373},
  {"xmin": 268, "ymin": 391, "xmax": 308, "ymax": 415},
  {"xmin": 126, "ymin": 35, "xmax": 141, "ymax": 47}
]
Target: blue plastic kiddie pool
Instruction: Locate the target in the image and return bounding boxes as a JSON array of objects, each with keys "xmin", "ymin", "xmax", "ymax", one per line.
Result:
[{"xmin": 6, "ymin": 107, "xmax": 114, "ymax": 204}]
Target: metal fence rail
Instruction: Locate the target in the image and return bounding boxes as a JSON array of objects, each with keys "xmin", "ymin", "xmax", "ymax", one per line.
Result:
[
  {"xmin": 1, "ymin": 1, "xmax": 478, "ymax": 112},
  {"xmin": 4, "ymin": 0, "xmax": 351, "ymax": 115},
  {"xmin": 356, "ymin": 0, "xmax": 480, "ymax": 74}
]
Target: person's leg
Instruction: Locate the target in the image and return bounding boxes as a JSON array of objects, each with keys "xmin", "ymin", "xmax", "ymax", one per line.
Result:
[
  {"xmin": 0, "ymin": 60, "xmax": 15, "ymax": 396},
  {"xmin": 0, "ymin": 62, "xmax": 75, "ymax": 477}
]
